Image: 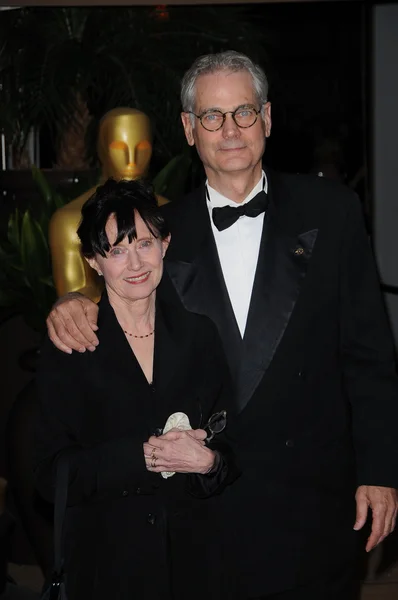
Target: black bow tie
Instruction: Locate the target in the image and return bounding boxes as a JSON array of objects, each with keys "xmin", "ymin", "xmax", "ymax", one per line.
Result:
[{"xmin": 211, "ymin": 190, "xmax": 268, "ymax": 232}]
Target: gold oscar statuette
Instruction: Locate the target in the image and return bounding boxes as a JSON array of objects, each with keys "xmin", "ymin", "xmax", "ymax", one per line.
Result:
[{"xmin": 49, "ymin": 107, "xmax": 168, "ymax": 301}]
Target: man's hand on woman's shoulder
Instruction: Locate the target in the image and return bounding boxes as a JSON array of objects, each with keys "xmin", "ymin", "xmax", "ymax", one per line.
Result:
[{"xmin": 46, "ymin": 293, "xmax": 99, "ymax": 354}]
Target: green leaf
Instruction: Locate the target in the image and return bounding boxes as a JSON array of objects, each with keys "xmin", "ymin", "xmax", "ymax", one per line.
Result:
[
  {"xmin": 53, "ymin": 191, "xmax": 67, "ymax": 209},
  {"xmin": 0, "ymin": 245, "xmax": 24, "ymax": 272},
  {"xmin": 31, "ymin": 164, "xmax": 53, "ymax": 207},
  {"xmin": 20, "ymin": 210, "xmax": 50, "ymax": 282},
  {"xmin": 152, "ymin": 154, "xmax": 192, "ymax": 201},
  {"xmin": 38, "ymin": 275, "xmax": 55, "ymax": 288},
  {"xmin": 7, "ymin": 209, "xmax": 21, "ymax": 249}
]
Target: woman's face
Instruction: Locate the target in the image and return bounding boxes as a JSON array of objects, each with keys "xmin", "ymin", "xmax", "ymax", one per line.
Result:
[{"xmin": 87, "ymin": 211, "xmax": 170, "ymax": 304}]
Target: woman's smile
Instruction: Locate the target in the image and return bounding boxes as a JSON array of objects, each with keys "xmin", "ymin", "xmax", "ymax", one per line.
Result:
[{"xmin": 123, "ymin": 272, "xmax": 151, "ymax": 285}]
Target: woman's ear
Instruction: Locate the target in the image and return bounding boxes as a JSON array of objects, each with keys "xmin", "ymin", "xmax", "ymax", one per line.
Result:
[
  {"xmin": 162, "ymin": 234, "xmax": 171, "ymax": 258},
  {"xmin": 85, "ymin": 256, "xmax": 102, "ymax": 276}
]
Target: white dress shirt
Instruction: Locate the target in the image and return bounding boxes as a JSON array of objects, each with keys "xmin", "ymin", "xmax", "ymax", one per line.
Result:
[{"xmin": 206, "ymin": 171, "xmax": 268, "ymax": 337}]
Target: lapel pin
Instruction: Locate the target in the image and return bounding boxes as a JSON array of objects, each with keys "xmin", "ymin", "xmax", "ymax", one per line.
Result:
[{"xmin": 294, "ymin": 247, "xmax": 304, "ymax": 256}]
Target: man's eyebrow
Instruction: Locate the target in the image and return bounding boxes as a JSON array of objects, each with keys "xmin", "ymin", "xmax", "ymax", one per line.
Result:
[
  {"xmin": 198, "ymin": 106, "xmax": 222, "ymax": 113},
  {"xmin": 199, "ymin": 103, "xmax": 256, "ymax": 114}
]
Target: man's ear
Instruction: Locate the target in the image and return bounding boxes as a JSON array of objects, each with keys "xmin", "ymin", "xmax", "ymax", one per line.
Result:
[
  {"xmin": 181, "ymin": 113, "xmax": 195, "ymax": 147},
  {"xmin": 263, "ymin": 102, "xmax": 272, "ymax": 138},
  {"xmin": 85, "ymin": 256, "xmax": 102, "ymax": 276},
  {"xmin": 162, "ymin": 234, "xmax": 171, "ymax": 258}
]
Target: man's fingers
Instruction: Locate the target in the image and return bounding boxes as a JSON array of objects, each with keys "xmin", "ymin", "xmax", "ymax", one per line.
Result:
[
  {"xmin": 47, "ymin": 295, "xmax": 99, "ymax": 352},
  {"xmin": 72, "ymin": 308, "xmax": 100, "ymax": 347},
  {"xmin": 48, "ymin": 311, "xmax": 87, "ymax": 351},
  {"xmin": 85, "ymin": 302, "xmax": 100, "ymax": 332},
  {"xmin": 46, "ymin": 318, "xmax": 72, "ymax": 354},
  {"xmin": 354, "ymin": 494, "xmax": 369, "ymax": 531},
  {"xmin": 59, "ymin": 312, "xmax": 98, "ymax": 349},
  {"xmin": 392, "ymin": 508, "xmax": 398, "ymax": 533},
  {"xmin": 382, "ymin": 504, "xmax": 397, "ymax": 539},
  {"xmin": 389, "ymin": 510, "xmax": 398, "ymax": 541},
  {"xmin": 366, "ymin": 509, "xmax": 386, "ymax": 552},
  {"xmin": 50, "ymin": 315, "xmax": 90, "ymax": 352},
  {"xmin": 355, "ymin": 487, "xmax": 398, "ymax": 552}
]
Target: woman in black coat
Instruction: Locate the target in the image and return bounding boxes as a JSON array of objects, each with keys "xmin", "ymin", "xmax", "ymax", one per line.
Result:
[{"xmin": 35, "ymin": 178, "xmax": 235, "ymax": 600}]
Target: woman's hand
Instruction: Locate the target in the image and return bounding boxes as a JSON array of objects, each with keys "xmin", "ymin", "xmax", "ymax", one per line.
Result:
[{"xmin": 143, "ymin": 429, "xmax": 215, "ymax": 474}]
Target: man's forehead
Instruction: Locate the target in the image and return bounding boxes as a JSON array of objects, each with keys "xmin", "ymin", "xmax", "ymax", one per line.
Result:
[{"xmin": 194, "ymin": 70, "xmax": 257, "ymax": 112}]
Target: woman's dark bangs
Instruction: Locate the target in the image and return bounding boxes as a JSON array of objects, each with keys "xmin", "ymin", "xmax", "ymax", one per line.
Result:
[
  {"xmin": 92, "ymin": 207, "xmax": 113, "ymax": 257},
  {"xmin": 140, "ymin": 212, "xmax": 161, "ymax": 240},
  {"xmin": 83, "ymin": 189, "xmax": 168, "ymax": 257},
  {"xmin": 114, "ymin": 204, "xmax": 138, "ymax": 247}
]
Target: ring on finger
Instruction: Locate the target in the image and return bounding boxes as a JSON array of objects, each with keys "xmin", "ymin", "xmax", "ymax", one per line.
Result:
[
  {"xmin": 151, "ymin": 456, "xmax": 157, "ymax": 468},
  {"xmin": 151, "ymin": 447, "xmax": 157, "ymax": 459}
]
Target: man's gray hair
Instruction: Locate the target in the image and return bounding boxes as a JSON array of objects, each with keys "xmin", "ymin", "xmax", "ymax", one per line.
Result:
[{"xmin": 181, "ymin": 50, "xmax": 269, "ymax": 114}]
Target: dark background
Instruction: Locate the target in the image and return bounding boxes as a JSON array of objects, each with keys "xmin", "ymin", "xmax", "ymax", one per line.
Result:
[{"xmin": 0, "ymin": 0, "xmax": 387, "ymax": 579}]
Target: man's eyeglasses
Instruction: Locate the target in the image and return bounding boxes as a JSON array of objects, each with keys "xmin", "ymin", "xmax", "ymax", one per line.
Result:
[
  {"xmin": 187, "ymin": 105, "xmax": 261, "ymax": 132},
  {"xmin": 203, "ymin": 410, "xmax": 227, "ymax": 442}
]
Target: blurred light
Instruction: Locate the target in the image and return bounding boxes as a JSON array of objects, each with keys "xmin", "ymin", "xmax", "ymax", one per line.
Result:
[{"xmin": 154, "ymin": 5, "xmax": 169, "ymax": 21}]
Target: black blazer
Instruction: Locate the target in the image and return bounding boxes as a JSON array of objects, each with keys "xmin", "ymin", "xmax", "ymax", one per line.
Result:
[
  {"xmin": 162, "ymin": 170, "xmax": 398, "ymax": 596},
  {"xmin": 35, "ymin": 291, "xmax": 234, "ymax": 600}
]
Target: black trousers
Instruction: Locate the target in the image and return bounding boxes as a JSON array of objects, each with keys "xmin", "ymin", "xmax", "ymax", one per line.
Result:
[{"xmin": 249, "ymin": 563, "xmax": 361, "ymax": 600}]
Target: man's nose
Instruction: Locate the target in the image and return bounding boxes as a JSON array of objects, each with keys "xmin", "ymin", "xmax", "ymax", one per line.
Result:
[{"xmin": 222, "ymin": 113, "xmax": 240, "ymax": 138}]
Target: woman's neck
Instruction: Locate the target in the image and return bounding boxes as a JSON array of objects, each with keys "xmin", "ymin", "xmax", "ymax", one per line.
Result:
[{"xmin": 107, "ymin": 287, "xmax": 156, "ymax": 336}]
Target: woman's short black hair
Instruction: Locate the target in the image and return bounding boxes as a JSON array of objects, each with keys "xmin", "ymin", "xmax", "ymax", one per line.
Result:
[{"xmin": 77, "ymin": 178, "xmax": 170, "ymax": 259}]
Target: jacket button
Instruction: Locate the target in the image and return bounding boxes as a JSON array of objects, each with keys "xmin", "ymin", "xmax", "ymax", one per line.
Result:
[
  {"xmin": 285, "ymin": 439, "xmax": 295, "ymax": 448},
  {"xmin": 122, "ymin": 489, "xmax": 129, "ymax": 497},
  {"xmin": 147, "ymin": 513, "xmax": 156, "ymax": 525},
  {"xmin": 135, "ymin": 487, "xmax": 141, "ymax": 495}
]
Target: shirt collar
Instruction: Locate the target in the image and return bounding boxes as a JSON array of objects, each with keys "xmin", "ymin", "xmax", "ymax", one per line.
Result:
[{"xmin": 206, "ymin": 170, "xmax": 267, "ymax": 209}]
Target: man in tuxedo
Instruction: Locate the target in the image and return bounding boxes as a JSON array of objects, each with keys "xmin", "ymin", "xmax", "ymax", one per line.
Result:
[{"xmin": 46, "ymin": 51, "xmax": 398, "ymax": 599}]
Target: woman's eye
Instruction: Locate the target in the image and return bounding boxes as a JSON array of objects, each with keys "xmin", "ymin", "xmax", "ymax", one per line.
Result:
[
  {"xmin": 138, "ymin": 240, "xmax": 152, "ymax": 249},
  {"xmin": 110, "ymin": 247, "xmax": 127, "ymax": 257}
]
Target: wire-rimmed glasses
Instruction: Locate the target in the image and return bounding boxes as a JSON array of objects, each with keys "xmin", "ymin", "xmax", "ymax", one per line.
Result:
[{"xmin": 203, "ymin": 410, "xmax": 227, "ymax": 442}]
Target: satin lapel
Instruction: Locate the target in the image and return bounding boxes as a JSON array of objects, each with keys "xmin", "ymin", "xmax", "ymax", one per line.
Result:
[
  {"xmin": 237, "ymin": 177, "xmax": 319, "ymax": 411},
  {"xmin": 165, "ymin": 187, "xmax": 243, "ymax": 377},
  {"xmin": 166, "ymin": 235, "xmax": 243, "ymax": 378}
]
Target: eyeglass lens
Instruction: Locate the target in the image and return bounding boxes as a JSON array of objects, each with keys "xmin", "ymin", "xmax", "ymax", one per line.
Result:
[
  {"xmin": 204, "ymin": 410, "xmax": 227, "ymax": 441},
  {"xmin": 201, "ymin": 107, "xmax": 258, "ymax": 131}
]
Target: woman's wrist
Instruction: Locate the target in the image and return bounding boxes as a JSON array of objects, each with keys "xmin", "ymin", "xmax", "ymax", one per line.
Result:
[{"xmin": 201, "ymin": 450, "xmax": 220, "ymax": 475}]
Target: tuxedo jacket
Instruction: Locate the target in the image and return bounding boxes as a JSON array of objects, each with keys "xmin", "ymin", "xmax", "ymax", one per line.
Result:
[
  {"xmin": 161, "ymin": 169, "xmax": 398, "ymax": 596},
  {"xmin": 35, "ymin": 293, "xmax": 234, "ymax": 600}
]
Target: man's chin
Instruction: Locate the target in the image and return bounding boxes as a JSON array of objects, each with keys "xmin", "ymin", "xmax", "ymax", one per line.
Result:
[{"xmin": 218, "ymin": 159, "xmax": 253, "ymax": 173}]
